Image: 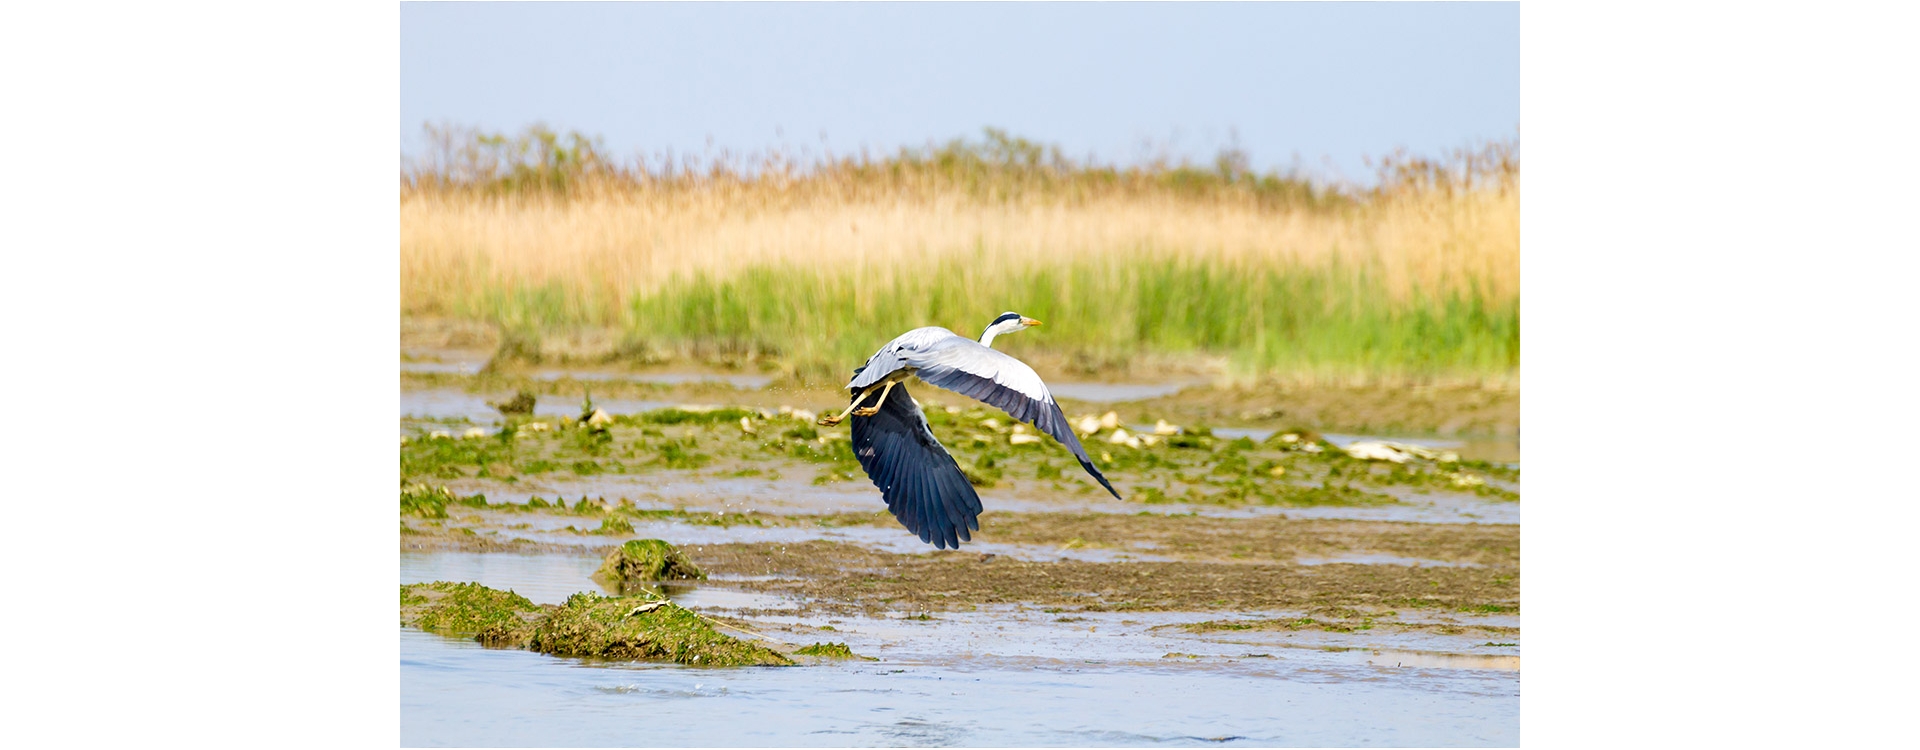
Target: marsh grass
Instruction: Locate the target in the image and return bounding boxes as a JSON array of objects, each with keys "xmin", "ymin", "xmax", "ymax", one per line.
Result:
[{"xmin": 403, "ymin": 126, "xmax": 1518, "ymax": 383}]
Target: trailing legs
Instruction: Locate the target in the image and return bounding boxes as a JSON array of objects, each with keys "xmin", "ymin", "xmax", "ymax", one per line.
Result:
[
  {"xmin": 851, "ymin": 380, "xmax": 899, "ymax": 417},
  {"xmin": 818, "ymin": 382, "xmax": 885, "ymax": 426}
]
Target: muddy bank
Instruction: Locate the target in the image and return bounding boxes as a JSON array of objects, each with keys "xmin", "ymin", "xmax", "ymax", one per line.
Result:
[
  {"xmin": 687, "ymin": 541, "xmax": 1517, "ymax": 617},
  {"xmin": 970, "ymin": 512, "xmax": 1518, "ymax": 566},
  {"xmin": 401, "ymin": 371, "xmax": 770, "ymax": 412},
  {"xmin": 401, "ymin": 506, "xmax": 1517, "ymax": 567},
  {"xmin": 1118, "ymin": 382, "xmax": 1517, "ymax": 439},
  {"xmin": 402, "ymin": 317, "xmax": 502, "ymax": 351},
  {"xmin": 398, "ymin": 524, "xmax": 1518, "ymax": 620},
  {"xmin": 1168, "ymin": 616, "xmax": 1519, "ymax": 638}
]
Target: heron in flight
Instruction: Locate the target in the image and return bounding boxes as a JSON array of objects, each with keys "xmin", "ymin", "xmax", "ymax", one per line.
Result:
[{"xmin": 817, "ymin": 312, "xmax": 1121, "ymax": 548}]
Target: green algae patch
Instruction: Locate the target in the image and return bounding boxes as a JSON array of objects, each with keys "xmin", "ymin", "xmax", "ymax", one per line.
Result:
[
  {"xmin": 401, "ymin": 483, "xmax": 488, "ymax": 519},
  {"xmin": 400, "ymin": 581, "xmax": 543, "ymax": 647},
  {"xmin": 630, "ymin": 407, "xmax": 758, "ymax": 426},
  {"xmin": 593, "ymin": 539, "xmax": 706, "ymax": 592},
  {"xmin": 527, "ymin": 592, "xmax": 792, "ymax": 666},
  {"xmin": 401, "ymin": 484, "xmax": 452, "ymax": 518},
  {"xmin": 793, "ymin": 642, "xmax": 877, "ymax": 661}
]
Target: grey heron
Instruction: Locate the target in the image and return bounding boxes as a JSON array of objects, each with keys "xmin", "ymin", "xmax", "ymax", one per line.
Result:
[{"xmin": 817, "ymin": 312, "xmax": 1121, "ymax": 548}]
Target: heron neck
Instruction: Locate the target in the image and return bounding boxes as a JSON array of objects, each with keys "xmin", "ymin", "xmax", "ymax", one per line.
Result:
[{"xmin": 979, "ymin": 329, "xmax": 999, "ymax": 348}]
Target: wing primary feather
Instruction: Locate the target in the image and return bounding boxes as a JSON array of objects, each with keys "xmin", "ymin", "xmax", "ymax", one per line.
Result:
[
  {"xmin": 848, "ymin": 381, "xmax": 984, "ymax": 549},
  {"xmin": 915, "ymin": 468, "xmax": 942, "ymax": 547},
  {"xmin": 913, "ymin": 365, "xmax": 1123, "ymax": 501}
]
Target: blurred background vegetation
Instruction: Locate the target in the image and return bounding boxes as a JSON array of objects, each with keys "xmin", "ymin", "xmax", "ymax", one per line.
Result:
[{"xmin": 401, "ymin": 124, "xmax": 1518, "ymax": 385}]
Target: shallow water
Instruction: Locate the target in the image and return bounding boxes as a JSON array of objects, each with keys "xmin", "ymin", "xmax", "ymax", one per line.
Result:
[
  {"xmin": 402, "ymin": 629, "xmax": 1516, "ymax": 747},
  {"xmin": 399, "ymin": 551, "xmax": 799, "ymax": 610},
  {"xmin": 1049, "ymin": 380, "xmax": 1210, "ymax": 403},
  {"xmin": 401, "ymin": 552, "xmax": 1518, "ymax": 747},
  {"xmin": 400, "ymin": 388, "xmax": 675, "ymax": 425},
  {"xmin": 449, "ymin": 469, "xmax": 1519, "ymax": 528},
  {"xmin": 401, "ymin": 348, "xmax": 492, "ymax": 375},
  {"xmin": 398, "ymin": 349, "xmax": 775, "ymax": 389}
]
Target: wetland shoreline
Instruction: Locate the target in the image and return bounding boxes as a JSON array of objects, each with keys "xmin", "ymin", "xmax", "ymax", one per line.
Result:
[{"xmin": 400, "ymin": 358, "xmax": 1520, "ymax": 745}]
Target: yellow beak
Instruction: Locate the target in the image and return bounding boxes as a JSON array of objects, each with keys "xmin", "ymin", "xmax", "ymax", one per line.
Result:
[{"xmin": 1021, "ymin": 317, "xmax": 1042, "ymax": 326}]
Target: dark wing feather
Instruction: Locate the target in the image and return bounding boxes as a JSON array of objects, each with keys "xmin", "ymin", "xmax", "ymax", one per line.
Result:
[
  {"xmin": 912, "ymin": 365, "xmax": 1122, "ymax": 501},
  {"xmin": 849, "ymin": 383, "xmax": 981, "ymax": 549}
]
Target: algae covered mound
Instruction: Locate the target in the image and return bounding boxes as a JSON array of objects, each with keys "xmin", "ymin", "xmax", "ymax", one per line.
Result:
[
  {"xmin": 593, "ymin": 539, "xmax": 706, "ymax": 591},
  {"xmin": 527, "ymin": 592, "xmax": 792, "ymax": 666},
  {"xmin": 793, "ymin": 642, "xmax": 877, "ymax": 661},
  {"xmin": 400, "ymin": 581, "xmax": 543, "ymax": 647},
  {"xmin": 401, "ymin": 582, "xmax": 792, "ymax": 666}
]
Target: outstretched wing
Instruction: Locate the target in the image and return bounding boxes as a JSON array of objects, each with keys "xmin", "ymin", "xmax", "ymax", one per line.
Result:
[
  {"xmin": 899, "ymin": 337, "xmax": 1122, "ymax": 500},
  {"xmin": 849, "ymin": 382, "xmax": 983, "ymax": 549}
]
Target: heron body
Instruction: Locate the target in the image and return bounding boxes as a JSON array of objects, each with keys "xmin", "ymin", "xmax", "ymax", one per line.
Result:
[{"xmin": 819, "ymin": 313, "xmax": 1121, "ymax": 548}]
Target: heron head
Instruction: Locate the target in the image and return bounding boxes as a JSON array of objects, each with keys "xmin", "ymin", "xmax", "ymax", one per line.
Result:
[{"xmin": 980, "ymin": 311, "xmax": 1041, "ymax": 346}]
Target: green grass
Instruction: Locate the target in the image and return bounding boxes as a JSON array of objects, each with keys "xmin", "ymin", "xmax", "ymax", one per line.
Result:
[{"xmin": 455, "ymin": 256, "xmax": 1516, "ymax": 384}]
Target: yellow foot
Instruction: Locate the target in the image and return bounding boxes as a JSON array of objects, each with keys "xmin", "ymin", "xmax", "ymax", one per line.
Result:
[
  {"xmin": 852, "ymin": 406, "xmax": 881, "ymax": 417},
  {"xmin": 817, "ymin": 414, "xmax": 845, "ymax": 426}
]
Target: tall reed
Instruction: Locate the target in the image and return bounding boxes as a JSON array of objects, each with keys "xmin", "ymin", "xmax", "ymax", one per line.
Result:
[{"xmin": 402, "ymin": 125, "xmax": 1518, "ymax": 384}]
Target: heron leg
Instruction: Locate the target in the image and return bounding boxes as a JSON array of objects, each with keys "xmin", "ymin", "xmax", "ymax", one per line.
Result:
[
  {"xmin": 818, "ymin": 382, "xmax": 884, "ymax": 426},
  {"xmin": 851, "ymin": 380, "xmax": 899, "ymax": 417}
]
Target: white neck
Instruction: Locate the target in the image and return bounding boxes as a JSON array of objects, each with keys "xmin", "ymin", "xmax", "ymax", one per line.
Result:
[{"xmin": 979, "ymin": 320, "xmax": 1016, "ymax": 348}]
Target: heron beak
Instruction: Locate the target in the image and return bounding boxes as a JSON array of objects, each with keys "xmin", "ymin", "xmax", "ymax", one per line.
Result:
[{"xmin": 1022, "ymin": 317, "xmax": 1042, "ymax": 327}]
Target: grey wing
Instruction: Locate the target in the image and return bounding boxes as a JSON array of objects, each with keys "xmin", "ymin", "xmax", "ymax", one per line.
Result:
[
  {"xmin": 847, "ymin": 327, "xmax": 956, "ymax": 391},
  {"xmin": 849, "ymin": 382, "xmax": 982, "ymax": 549},
  {"xmin": 847, "ymin": 349, "xmax": 907, "ymax": 391},
  {"xmin": 902, "ymin": 338, "xmax": 1122, "ymax": 500}
]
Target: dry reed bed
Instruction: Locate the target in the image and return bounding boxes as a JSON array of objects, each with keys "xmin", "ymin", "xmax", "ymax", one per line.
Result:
[
  {"xmin": 399, "ymin": 127, "xmax": 1518, "ymax": 383},
  {"xmin": 402, "ymin": 189, "xmax": 1515, "ymax": 315}
]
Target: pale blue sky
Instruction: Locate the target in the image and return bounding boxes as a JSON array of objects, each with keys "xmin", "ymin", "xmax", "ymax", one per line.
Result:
[{"xmin": 401, "ymin": 2, "xmax": 1518, "ymax": 183}]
